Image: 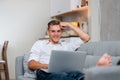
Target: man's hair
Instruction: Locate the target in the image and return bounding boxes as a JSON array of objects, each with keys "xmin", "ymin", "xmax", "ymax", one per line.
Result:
[{"xmin": 47, "ymin": 20, "xmax": 60, "ymax": 30}]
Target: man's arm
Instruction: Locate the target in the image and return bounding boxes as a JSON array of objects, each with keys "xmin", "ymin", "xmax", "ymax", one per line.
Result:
[
  {"xmin": 60, "ymin": 22, "xmax": 90, "ymax": 43},
  {"xmin": 28, "ymin": 60, "xmax": 48, "ymax": 70}
]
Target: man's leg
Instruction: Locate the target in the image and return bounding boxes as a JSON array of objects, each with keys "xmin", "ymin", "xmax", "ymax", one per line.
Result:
[
  {"xmin": 66, "ymin": 71, "xmax": 84, "ymax": 80},
  {"xmin": 36, "ymin": 70, "xmax": 84, "ymax": 80}
]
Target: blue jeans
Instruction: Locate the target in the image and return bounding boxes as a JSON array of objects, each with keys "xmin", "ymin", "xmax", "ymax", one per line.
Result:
[{"xmin": 36, "ymin": 70, "xmax": 84, "ymax": 80}]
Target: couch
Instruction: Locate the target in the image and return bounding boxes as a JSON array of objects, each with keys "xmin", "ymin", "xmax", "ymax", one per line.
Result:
[{"xmin": 15, "ymin": 41, "xmax": 120, "ymax": 80}]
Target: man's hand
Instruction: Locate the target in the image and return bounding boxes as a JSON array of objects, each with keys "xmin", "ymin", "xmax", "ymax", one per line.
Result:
[
  {"xmin": 97, "ymin": 53, "xmax": 112, "ymax": 66},
  {"xmin": 60, "ymin": 22, "xmax": 90, "ymax": 43},
  {"xmin": 60, "ymin": 22, "xmax": 72, "ymax": 30},
  {"xmin": 42, "ymin": 64, "xmax": 48, "ymax": 69}
]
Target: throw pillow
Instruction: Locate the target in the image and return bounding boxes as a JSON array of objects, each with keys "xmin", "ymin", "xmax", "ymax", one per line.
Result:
[{"xmin": 23, "ymin": 53, "xmax": 36, "ymax": 78}]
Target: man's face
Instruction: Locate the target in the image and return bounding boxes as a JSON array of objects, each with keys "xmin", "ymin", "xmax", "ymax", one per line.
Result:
[{"xmin": 47, "ymin": 25, "xmax": 62, "ymax": 44}]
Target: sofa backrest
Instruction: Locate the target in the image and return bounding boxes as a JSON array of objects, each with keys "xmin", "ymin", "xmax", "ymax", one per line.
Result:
[
  {"xmin": 15, "ymin": 54, "xmax": 36, "ymax": 80},
  {"xmin": 15, "ymin": 56, "xmax": 24, "ymax": 80},
  {"xmin": 77, "ymin": 41, "xmax": 120, "ymax": 70}
]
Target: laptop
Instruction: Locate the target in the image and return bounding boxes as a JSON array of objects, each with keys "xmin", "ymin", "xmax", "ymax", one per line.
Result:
[{"xmin": 48, "ymin": 50, "xmax": 86, "ymax": 73}]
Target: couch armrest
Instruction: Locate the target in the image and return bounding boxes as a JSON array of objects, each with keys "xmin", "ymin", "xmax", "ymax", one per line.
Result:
[
  {"xmin": 15, "ymin": 56, "xmax": 24, "ymax": 80},
  {"xmin": 85, "ymin": 66, "xmax": 120, "ymax": 80}
]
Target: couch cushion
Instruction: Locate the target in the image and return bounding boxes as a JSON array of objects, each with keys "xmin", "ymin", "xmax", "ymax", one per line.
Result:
[
  {"xmin": 23, "ymin": 53, "xmax": 36, "ymax": 78},
  {"xmin": 77, "ymin": 41, "xmax": 120, "ymax": 56},
  {"xmin": 84, "ymin": 55, "xmax": 101, "ymax": 69},
  {"xmin": 111, "ymin": 56, "xmax": 120, "ymax": 65},
  {"xmin": 23, "ymin": 54, "xmax": 29, "ymax": 73},
  {"xmin": 85, "ymin": 66, "xmax": 120, "ymax": 80},
  {"xmin": 77, "ymin": 42, "xmax": 97, "ymax": 55},
  {"xmin": 93, "ymin": 42, "xmax": 120, "ymax": 56}
]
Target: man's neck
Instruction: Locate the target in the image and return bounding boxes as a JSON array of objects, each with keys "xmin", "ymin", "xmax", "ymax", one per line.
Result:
[{"xmin": 49, "ymin": 40, "xmax": 60, "ymax": 45}]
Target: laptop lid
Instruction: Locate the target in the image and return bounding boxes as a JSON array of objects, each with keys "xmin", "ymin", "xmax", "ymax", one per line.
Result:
[{"xmin": 48, "ymin": 50, "xmax": 86, "ymax": 73}]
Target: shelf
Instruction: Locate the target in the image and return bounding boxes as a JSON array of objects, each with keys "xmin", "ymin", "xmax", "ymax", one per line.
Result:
[{"xmin": 51, "ymin": 6, "xmax": 88, "ymax": 18}]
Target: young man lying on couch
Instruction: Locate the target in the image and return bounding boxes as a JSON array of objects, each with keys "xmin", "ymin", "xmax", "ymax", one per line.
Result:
[{"xmin": 28, "ymin": 20, "xmax": 112, "ymax": 80}]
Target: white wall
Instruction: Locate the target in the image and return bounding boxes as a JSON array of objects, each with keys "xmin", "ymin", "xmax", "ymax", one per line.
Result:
[
  {"xmin": 89, "ymin": 0, "xmax": 101, "ymax": 41},
  {"xmin": 0, "ymin": 0, "xmax": 50, "ymax": 79}
]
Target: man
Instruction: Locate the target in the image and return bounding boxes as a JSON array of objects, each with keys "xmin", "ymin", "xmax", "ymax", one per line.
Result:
[{"xmin": 28, "ymin": 20, "xmax": 111, "ymax": 80}]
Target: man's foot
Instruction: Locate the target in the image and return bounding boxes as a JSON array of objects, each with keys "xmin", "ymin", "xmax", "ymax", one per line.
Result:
[{"xmin": 97, "ymin": 53, "xmax": 112, "ymax": 66}]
